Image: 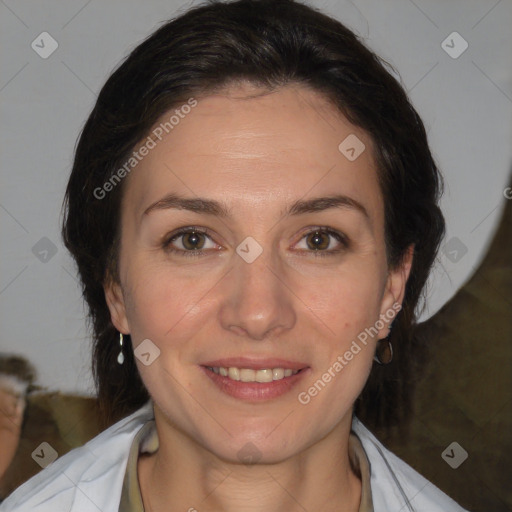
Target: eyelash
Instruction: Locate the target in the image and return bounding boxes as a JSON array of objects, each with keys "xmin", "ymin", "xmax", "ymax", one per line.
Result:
[{"xmin": 162, "ymin": 226, "xmax": 349, "ymax": 258}]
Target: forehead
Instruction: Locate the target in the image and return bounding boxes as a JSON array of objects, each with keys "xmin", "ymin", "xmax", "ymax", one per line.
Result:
[{"xmin": 122, "ymin": 83, "xmax": 383, "ymax": 225}]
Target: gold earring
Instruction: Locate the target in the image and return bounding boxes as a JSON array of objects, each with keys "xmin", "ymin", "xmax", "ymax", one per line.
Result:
[{"xmin": 374, "ymin": 337, "xmax": 393, "ymax": 365}]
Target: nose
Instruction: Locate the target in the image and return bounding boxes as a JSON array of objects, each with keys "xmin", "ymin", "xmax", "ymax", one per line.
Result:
[{"xmin": 218, "ymin": 245, "xmax": 296, "ymax": 341}]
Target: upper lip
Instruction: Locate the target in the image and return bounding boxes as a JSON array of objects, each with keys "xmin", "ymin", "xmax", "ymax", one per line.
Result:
[{"xmin": 201, "ymin": 357, "xmax": 308, "ymax": 371}]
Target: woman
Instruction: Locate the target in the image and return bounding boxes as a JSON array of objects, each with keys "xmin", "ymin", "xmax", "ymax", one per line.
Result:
[{"xmin": 1, "ymin": 0, "xmax": 468, "ymax": 510}]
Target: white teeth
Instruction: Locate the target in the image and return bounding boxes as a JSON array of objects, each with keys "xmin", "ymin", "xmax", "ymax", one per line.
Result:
[
  {"xmin": 255, "ymin": 369, "xmax": 274, "ymax": 383},
  {"xmin": 240, "ymin": 369, "xmax": 256, "ymax": 382},
  {"xmin": 273, "ymin": 368, "xmax": 284, "ymax": 380},
  {"xmin": 228, "ymin": 367, "xmax": 240, "ymax": 381},
  {"xmin": 209, "ymin": 366, "xmax": 300, "ymax": 382}
]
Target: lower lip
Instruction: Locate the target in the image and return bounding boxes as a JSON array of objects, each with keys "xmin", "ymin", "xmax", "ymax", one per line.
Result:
[{"xmin": 200, "ymin": 366, "xmax": 310, "ymax": 402}]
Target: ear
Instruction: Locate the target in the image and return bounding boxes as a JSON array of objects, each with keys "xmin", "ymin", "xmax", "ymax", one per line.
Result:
[
  {"xmin": 377, "ymin": 244, "xmax": 414, "ymax": 339},
  {"xmin": 104, "ymin": 278, "xmax": 130, "ymax": 334}
]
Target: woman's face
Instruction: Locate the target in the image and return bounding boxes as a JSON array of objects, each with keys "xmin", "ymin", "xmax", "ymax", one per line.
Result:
[{"xmin": 106, "ymin": 83, "xmax": 411, "ymax": 463}]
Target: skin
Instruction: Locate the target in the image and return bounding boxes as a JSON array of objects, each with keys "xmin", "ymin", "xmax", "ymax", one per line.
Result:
[{"xmin": 105, "ymin": 83, "xmax": 413, "ymax": 512}]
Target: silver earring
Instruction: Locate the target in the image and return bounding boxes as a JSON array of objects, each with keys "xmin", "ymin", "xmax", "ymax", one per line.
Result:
[{"xmin": 117, "ymin": 333, "xmax": 125, "ymax": 365}]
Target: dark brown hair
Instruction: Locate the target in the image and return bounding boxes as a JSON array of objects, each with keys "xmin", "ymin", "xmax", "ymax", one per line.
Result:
[{"xmin": 62, "ymin": 0, "xmax": 445, "ymax": 429}]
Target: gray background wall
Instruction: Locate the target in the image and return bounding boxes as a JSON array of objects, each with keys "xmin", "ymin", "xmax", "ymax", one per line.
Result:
[{"xmin": 1, "ymin": 0, "xmax": 511, "ymax": 395}]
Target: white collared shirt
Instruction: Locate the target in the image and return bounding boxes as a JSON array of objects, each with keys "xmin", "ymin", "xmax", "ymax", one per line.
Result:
[{"xmin": 0, "ymin": 402, "xmax": 468, "ymax": 512}]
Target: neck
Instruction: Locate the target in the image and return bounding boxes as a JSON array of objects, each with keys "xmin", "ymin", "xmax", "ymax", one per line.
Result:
[{"xmin": 138, "ymin": 408, "xmax": 361, "ymax": 512}]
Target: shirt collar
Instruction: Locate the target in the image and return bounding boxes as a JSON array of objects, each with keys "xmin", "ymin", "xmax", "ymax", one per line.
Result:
[{"xmin": 119, "ymin": 419, "xmax": 373, "ymax": 512}]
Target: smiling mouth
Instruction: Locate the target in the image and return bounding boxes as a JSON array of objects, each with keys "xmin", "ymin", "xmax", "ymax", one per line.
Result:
[{"xmin": 204, "ymin": 366, "xmax": 303, "ymax": 383}]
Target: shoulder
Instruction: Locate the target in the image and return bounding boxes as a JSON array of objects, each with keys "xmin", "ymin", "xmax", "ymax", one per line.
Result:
[
  {"xmin": 0, "ymin": 401, "xmax": 153, "ymax": 512},
  {"xmin": 351, "ymin": 417, "xmax": 469, "ymax": 512}
]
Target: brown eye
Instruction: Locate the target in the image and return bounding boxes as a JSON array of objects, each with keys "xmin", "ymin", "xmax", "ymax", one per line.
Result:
[
  {"xmin": 294, "ymin": 228, "xmax": 349, "ymax": 256},
  {"xmin": 163, "ymin": 227, "xmax": 217, "ymax": 256},
  {"xmin": 181, "ymin": 231, "xmax": 206, "ymax": 250},
  {"xmin": 306, "ymin": 231, "xmax": 330, "ymax": 250}
]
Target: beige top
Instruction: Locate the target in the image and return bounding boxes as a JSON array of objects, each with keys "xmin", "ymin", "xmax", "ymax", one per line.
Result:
[{"xmin": 118, "ymin": 420, "xmax": 373, "ymax": 511}]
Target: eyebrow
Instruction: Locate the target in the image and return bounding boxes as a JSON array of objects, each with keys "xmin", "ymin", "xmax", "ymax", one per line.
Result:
[{"xmin": 143, "ymin": 193, "xmax": 370, "ymax": 221}]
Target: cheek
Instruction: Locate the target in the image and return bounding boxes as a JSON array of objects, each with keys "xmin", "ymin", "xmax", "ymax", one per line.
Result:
[
  {"xmin": 297, "ymin": 274, "xmax": 381, "ymax": 419},
  {"xmin": 299, "ymin": 263, "xmax": 385, "ymax": 340},
  {"xmin": 121, "ymin": 263, "xmax": 210, "ymax": 390},
  {"xmin": 121, "ymin": 259, "xmax": 217, "ymax": 343}
]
